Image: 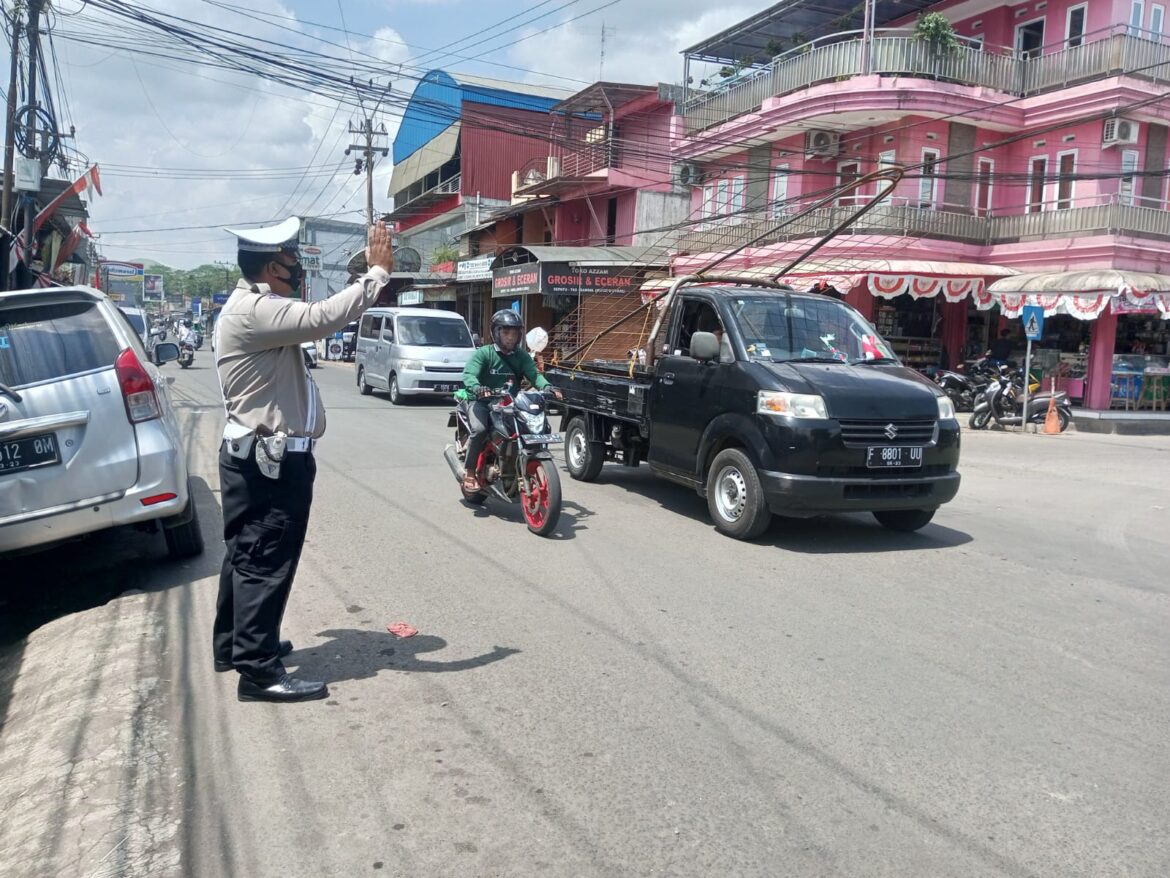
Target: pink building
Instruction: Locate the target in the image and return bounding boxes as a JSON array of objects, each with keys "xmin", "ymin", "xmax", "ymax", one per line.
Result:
[{"xmin": 672, "ymin": 0, "xmax": 1170, "ymax": 412}]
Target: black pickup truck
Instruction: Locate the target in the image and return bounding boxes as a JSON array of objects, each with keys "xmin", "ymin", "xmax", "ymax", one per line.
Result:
[{"xmin": 545, "ymin": 281, "xmax": 961, "ymax": 540}]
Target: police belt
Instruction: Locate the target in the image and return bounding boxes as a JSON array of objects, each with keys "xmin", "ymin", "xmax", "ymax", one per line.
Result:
[{"xmin": 222, "ymin": 429, "xmax": 315, "ymax": 454}]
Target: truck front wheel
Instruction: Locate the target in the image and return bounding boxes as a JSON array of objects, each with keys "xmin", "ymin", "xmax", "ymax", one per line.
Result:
[
  {"xmin": 565, "ymin": 417, "xmax": 605, "ymax": 481},
  {"xmin": 706, "ymin": 448, "xmax": 772, "ymax": 540}
]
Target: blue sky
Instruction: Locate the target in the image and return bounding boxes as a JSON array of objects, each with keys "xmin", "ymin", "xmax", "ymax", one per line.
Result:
[{"xmin": 4, "ymin": 0, "xmax": 759, "ymax": 267}]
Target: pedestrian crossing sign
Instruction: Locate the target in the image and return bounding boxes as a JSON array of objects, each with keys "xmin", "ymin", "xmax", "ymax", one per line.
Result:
[{"xmin": 1022, "ymin": 305, "xmax": 1044, "ymax": 341}]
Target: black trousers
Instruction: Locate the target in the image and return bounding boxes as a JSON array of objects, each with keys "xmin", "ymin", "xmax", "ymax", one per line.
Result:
[{"xmin": 213, "ymin": 444, "xmax": 316, "ymax": 682}]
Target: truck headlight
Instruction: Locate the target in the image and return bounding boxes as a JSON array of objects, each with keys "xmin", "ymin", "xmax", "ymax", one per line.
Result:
[
  {"xmin": 757, "ymin": 391, "xmax": 828, "ymax": 419},
  {"xmin": 937, "ymin": 395, "xmax": 956, "ymax": 421},
  {"xmin": 400, "ymin": 360, "xmax": 424, "ymax": 371}
]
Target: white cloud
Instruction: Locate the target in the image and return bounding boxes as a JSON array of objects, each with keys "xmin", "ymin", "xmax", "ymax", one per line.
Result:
[
  {"xmin": 27, "ymin": 0, "xmax": 411, "ymax": 268},
  {"xmin": 505, "ymin": 2, "xmax": 759, "ymax": 88}
]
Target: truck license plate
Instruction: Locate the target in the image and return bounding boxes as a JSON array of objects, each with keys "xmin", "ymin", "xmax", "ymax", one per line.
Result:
[
  {"xmin": 866, "ymin": 446, "xmax": 923, "ymax": 469},
  {"xmin": 0, "ymin": 433, "xmax": 61, "ymax": 475},
  {"xmin": 433, "ymin": 383, "xmax": 455, "ymax": 393}
]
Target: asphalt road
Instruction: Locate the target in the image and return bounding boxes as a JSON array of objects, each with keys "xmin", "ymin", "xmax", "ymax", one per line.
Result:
[{"xmin": 1, "ymin": 356, "xmax": 1168, "ymax": 878}]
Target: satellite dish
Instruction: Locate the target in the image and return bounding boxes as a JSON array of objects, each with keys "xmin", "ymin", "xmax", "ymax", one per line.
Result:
[
  {"xmin": 394, "ymin": 247, "xmax": 421, "ymax": 273},
  {"xmin": 346, "ymin": 245, "xmax": 423, "ymax": 277}
]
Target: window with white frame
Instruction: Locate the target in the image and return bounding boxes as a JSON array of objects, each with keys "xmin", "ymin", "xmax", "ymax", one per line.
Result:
[
  {"xmin": 716, "ymin": 179, "xmax": 730, "ymax": 219},
  {"xmin": 1119, "ymin": 149, "xmax": 1140, "ymax": 206},
  {"xmin": 727, "ymin": 175, "xmax": 745, "ymax": 223},
  {"xmin": 918, "ymin": 149, "xmax": 940, "ymax": 208},
  {"xmin": 700, "ymin": 183, "xmax": 715, "ymax": 227},
  {"xmin": 1056, "ymin": 150, "xmax": 1077, "ymax": 210},
  {"xmin": 1132, "ymin": 0, "xmax": 1146, "ymax": 34},
  {"xmin": 769, "ymin": 164, "xmax": 790, "ymax": 218},
  {"xmin": 1153, "ymin": 4, "xmax": 1165, "ymax": 33},
  {"xmin": 1066, "ymin": 4, "xmax": 1087, "ymax": 47},
  {"xmin": 1028, "ymin": 156, "xmax": 1048, "ymax": 213}
]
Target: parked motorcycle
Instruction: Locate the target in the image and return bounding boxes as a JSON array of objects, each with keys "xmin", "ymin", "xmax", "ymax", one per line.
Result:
[
  {"xmin": 194, "ymin": 328, "xmax": 204, "ymax": 350},
  {"xmin": 443, "ymin": 389, "xmax": 563, "ymax": 536},
  {"xmin": 178, "ymin": 342, "xmax": 195, "ymax": 369},
  {"xmin": 969, "ymin": 369, "xmax": 1070, "ymax": 431},
  {"xmin": 934, "ymin": 359, "xmax": 995, "ymax": 412}
]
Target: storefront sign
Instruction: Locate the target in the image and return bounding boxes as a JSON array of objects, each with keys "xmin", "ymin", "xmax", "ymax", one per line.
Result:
[
  {"xmin": 399, "ymin": 290, "xmax": 425, "ymax": 306},
  {"xmin": 300, "ymin": 245, "xmax": 323, "ymax": 272},
  {"xmin": 457, "ymin": 255, "xmax": 494, "ymax": 282},
  {"xmin": 492, "ymin": 264, "xmax": 540, "ymax": 297},
  {"xmin": 492, "ymin": 261, "xmax": 640, "ymax": 298},
  {"xmin": 544, "ymin": 263, "xmax": 639, "ymax": 295}
]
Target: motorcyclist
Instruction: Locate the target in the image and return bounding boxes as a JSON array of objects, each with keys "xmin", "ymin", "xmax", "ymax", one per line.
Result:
[
  {"xmin": 456, "ymin": 309, "xmax": 561, "ymax": 492},
  {"xmin": 178, "ymin": 319, "xmax": 198, "ymax": 348}
]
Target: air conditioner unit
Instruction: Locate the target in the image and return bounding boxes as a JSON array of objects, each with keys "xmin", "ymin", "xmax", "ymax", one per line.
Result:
[
  {"xmin": 1102, "ymin": 118, "xmax": 1140, "ymax": 147},
  {"xmin": 674, "ymin": 162, "xmax": 705, "ymax": 187},
  {"xmin": 806, "ymin": 129, "xmax": 841, "ymax": 158}
]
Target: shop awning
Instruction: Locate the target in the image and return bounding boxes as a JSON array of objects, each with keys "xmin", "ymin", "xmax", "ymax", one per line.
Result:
[
  {"xmin": 659, "ymin": 259, "xmax": 1017, "ymax": 304},
  {"xmin": 986, "ymin": 270, "xmax": 1170, "ymax": 320},
  {"xmin": 389, "ymin": 122, "xmax": 460, "ymax": 196}
]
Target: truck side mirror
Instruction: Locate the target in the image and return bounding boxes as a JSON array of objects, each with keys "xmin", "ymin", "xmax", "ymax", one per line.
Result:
[{"xmin": 690, "ymin": 331, "xmax": 720, "ymax": 362}]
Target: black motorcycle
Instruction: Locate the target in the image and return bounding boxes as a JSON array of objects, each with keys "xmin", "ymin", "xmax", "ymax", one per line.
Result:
[
  {"xmin": 969, "ymin": 368, "xmax": 1071, "ymax": 431},
  {"xmin": 194, "ymin": 328, "xmax": 205, "ymax": 350},
  {"xmin": 178, "ymin": 341, "xmax": 195, "ymax": 369},
  {"xmin": 934, "ymin": 359, "xmax": 994, "ymax": 412},
  {"xmin": 443, "ymin": 389, "xmax": 563, "ymax": 536}
]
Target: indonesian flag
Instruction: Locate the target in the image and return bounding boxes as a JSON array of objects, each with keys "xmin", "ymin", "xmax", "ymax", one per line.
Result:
[
  {"xmin": 53, "ymin": 221, "xmax": 93, "ymax": 271},
  {"xmin": 861, "ymin": 334, "xmax": 884, "ymax": 360},
  {"xmin": 32, "ymin": 165, "xmax": 102, "ymax": 238}
]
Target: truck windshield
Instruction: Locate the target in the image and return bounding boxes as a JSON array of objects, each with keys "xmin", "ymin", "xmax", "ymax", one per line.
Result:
[{"xmin": 726, "ymin": 295, "xmax": 896, "ymax": 364}]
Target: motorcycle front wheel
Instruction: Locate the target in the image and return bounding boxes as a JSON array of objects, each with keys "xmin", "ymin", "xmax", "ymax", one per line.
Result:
[
  {"xmin": 521, "ymin": 457, "xmax": 562, "ymax": 537},
  {"xmin": 969, "ymin": 409, "xmax": 990, "ymax": 430}
]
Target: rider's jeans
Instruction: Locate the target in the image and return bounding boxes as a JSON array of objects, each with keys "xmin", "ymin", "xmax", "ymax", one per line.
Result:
[{"xmin": 464, "ymin": 399, "xmax": 492, "ymax": 472}]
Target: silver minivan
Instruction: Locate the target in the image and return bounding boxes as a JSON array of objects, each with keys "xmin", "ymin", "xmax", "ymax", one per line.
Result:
[
  {"xmin": 1, "ymin": 286, "xmax": 202, "ymax": 559},
  {"xmin": 354, "ymin": 308, "xmax": 475, "ymax": 404}
]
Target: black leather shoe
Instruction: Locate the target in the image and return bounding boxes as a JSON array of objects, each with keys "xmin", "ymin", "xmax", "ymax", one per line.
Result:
[
  {"xmin": 214, "ymin": 639, "xmax": 294, "ymax": 673},
  {"xmin": 237, "ymin": 674, "xmax": 328, "ymax": 703}
]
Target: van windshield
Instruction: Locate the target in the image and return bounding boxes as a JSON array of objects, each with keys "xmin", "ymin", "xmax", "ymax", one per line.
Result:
[
  {"xmin": 726, "ymin": 295, "xmax": 896, "ymax": 364},
  {"xmin": 396, "ymin": 316, "xmax": 473, "ymax": 348}
]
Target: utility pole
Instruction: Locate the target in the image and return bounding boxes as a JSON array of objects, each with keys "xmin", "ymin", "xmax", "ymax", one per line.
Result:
[
  {"xmin": 20, "ymin": 0, "xmax": 43, "ymax": 273},
  {"xmin": 2, "ymin": 1, "xmax": 23, "ymax": 240},
  {"xmin": 346, "ymin": 117, "xmax": 388, "ymax": 227}
]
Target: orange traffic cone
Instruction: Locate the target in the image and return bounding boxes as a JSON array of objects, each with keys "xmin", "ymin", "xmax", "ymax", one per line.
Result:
[{"xmin": 1043, "ymin": 390, "xmax": 1061, "ymax": 434}]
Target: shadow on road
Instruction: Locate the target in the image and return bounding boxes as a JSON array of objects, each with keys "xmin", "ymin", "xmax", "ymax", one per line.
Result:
[
  {"xmin": 595, "ymin": 467, "xmax": 972, "ymax": 553},
  {"xmin": 292, "ymin": 630, "xmax": 519, "ymax": 684},
  {"xmin": 0, "ymin": 477, "xmax": 220, "ymax": 735},
  {"xmin": 462, "ymin": 493, "xmax": 594, "ymax": 540}
]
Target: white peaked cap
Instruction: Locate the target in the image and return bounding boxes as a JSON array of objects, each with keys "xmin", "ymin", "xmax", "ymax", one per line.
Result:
[{"xmin": 226, "ymin": 216, "xmax": 302, "ymax": 253}]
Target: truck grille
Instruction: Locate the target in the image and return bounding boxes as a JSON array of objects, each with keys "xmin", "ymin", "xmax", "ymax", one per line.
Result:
[
  {"xmin": 424, "ymin": 366, "xmax": 464, "ymax": 373},
  {"xmin": 837, "ymin": 419, "xmax": 936, "ymax": 447}
]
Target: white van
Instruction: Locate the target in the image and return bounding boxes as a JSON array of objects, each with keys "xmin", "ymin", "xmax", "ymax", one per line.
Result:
[{"xmin": 354, "ymin": 307, "xmax": 475, "ymax": 404}]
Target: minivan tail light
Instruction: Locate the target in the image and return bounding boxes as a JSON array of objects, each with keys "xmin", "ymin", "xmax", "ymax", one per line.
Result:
[{"xmin": 115, "ymin": 348, "xmax": 162, "ymax": 423}]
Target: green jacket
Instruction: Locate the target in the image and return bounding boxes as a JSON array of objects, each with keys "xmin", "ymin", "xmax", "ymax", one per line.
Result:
[{"xmin": 455, "ymin": 344, "xmax": 550, "ymax": 401}]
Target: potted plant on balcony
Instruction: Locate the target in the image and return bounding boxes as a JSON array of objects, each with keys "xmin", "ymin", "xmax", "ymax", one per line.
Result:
[{"xmin": 914, "ymin": 12, "xmax": 960, "ymax": 56}]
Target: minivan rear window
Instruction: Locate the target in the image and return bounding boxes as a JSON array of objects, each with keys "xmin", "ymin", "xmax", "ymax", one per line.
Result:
[{"xmin": 0, "ymin": 300, "xmax": 121, "ymax": 387}]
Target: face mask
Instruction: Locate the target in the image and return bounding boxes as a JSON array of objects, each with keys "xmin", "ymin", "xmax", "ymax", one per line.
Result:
[{"xmin": 275, "ymin": 260, "xmax": 303, "ymax": 292}]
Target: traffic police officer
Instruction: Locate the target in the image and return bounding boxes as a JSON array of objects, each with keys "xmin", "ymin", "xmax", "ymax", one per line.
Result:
[{"xmin": 213, "ymin": 217, "xmax": 394, "ymax": 702}]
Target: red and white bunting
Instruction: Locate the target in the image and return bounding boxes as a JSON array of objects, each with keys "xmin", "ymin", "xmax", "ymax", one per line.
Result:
[{"xmin": 869, "ymin": 273, "xmax": 986, "ymax": 302}]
